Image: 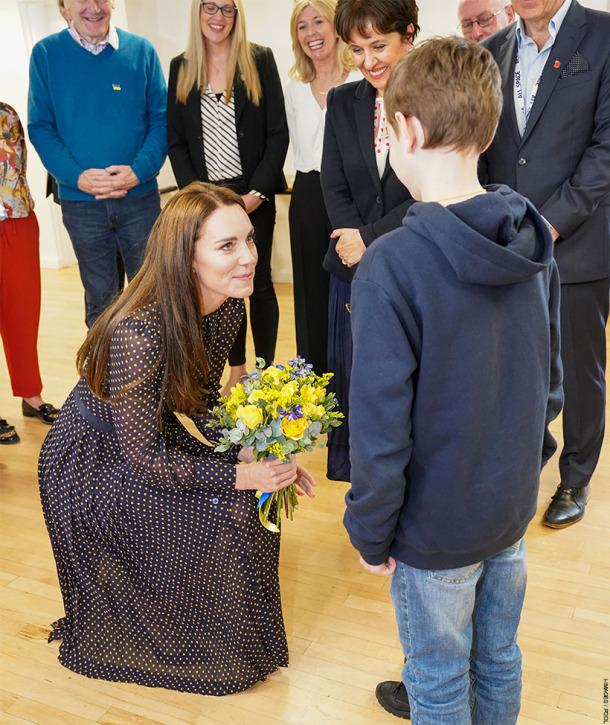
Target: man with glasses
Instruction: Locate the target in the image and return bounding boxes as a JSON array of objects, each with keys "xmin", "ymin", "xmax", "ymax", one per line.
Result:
[
  {"xmin": 457, "ymin": 0, "xmax": 515, "ymax": 42},
  {"xmin": 28, "ymin": 0, "xmax": 167, "ymax": 328}
]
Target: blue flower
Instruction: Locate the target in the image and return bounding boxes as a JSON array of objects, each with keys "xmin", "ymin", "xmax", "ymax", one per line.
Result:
[{"xmin": 286, "ymin": 405, "xmax": 303, "ymax": 421}]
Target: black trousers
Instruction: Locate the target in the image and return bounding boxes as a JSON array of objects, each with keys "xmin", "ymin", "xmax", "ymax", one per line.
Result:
[
  {"xmin": 558, "ymin": 277, "xmax": 609, "ymax": 489},
  {"xmin": 227, "ymin": 197, "xmax": 279, "ymax": 367},
  {"xmin": 288, "ymin": 170, "xmax": 331, "ymax": 374}
]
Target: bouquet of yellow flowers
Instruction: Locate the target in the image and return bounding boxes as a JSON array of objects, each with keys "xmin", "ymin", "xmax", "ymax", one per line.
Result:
[{"xmin": 208, "ymin": 357, "xmax": 343, "ymax": 531}]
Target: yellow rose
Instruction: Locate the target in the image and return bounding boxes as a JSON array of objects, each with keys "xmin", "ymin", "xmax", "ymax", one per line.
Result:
[
  {"xmin": 282, "ymin": 416, "xmax": 307, "ymax": 440},
  {"xmin": 236, "ymin": 404, "xmax": 264, "ymax": 429},
  {"xmin": 301, "ymin": 402, "xmax": 318, "ymax": 419},
  {"xmin": 248, "ymin": 390, "xmax": 266, "ymax": 404}
]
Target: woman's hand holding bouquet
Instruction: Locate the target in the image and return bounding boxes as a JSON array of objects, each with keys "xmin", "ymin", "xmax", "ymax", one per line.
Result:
[{"xmin": 209, "ymin": 357, "xmax": 343, "ymax": 531}]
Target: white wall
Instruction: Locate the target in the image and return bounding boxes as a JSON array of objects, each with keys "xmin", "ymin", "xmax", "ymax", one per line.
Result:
[{"xmin": 5, "ymin": 0, "xmax": 610, "ymax": 270}]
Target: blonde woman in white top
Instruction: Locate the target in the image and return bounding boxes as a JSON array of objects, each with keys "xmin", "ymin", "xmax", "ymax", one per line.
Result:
[{"xmin": 285, "ymin": 0, "xmax": 359, "ymax": 375}]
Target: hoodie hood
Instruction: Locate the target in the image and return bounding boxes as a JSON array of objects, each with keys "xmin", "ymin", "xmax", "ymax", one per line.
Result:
[{"xmin": 404, "ymin": 185, "xmax": 555, "ymax": 286}]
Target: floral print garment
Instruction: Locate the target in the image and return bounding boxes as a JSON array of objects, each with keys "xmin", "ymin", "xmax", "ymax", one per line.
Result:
[{"xmin": 0, "ymin": 102, "xmax": 35, "ymax": 219}]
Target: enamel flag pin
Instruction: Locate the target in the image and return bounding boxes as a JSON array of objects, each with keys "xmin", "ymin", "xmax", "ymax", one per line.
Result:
[{"xmin": 112, "ymin": 84, "xmax": 121, "ymax": 91}]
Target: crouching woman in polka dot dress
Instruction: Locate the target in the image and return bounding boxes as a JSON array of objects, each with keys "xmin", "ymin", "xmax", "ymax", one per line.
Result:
[{"xmin": 38, "ymin": 182, "xmax": 316, "ymax": 695}]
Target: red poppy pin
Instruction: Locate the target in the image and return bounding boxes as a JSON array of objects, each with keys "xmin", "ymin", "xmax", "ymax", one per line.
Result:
[{"xmin": 554, "ymin": 60, "xmax": 561, "ymax": 69}]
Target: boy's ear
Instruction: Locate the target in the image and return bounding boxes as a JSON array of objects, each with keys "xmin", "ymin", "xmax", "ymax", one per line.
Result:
[
  {"xmin": 407, "ymin": 115, "xmax": 427, "ymax": 150},
  {"xmin": 394, "ymin": 112, "xmax": 425, "ymax": 153},
  {"xmin": 393, "ymin": 111, "xmax": 415, "ymax": 151}
]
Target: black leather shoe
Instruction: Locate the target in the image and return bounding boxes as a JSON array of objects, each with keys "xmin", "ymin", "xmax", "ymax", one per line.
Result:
[
  {"xmin": 375, "ymin": 680, "xmax": 411, "ymax": 719},
  {"xmin": 543, "ymin": 484, "xmax": 590, "ymax": 528},
  {"xmin": 22, "ymin": 400, "xmax": 59, "ymax": 425},
  {"xmin": 0, "ymin": 419, "xmax": 20, "ymax": 444}
]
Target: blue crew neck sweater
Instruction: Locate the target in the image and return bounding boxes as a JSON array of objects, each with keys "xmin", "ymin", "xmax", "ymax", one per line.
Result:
[{"xmin": 28, "ymin": 28, "xmax": 167, "ymax": 201}]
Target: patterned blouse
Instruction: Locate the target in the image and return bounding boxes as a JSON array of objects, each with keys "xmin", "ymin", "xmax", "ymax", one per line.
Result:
[{"xmin": 0, "ymin": 102, "xmax": 35, "ymax": 220}]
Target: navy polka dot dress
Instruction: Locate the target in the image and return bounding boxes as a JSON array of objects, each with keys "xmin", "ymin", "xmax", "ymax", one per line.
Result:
[{"xmin": 38, "ymin": 298, "xmax": 288, "ymax": 695}]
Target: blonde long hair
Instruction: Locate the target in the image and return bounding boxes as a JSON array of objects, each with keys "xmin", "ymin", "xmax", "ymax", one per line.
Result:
[
  {"xmin": 175, "ymin": 0, "xmax": 261, "ymax": 105},
  {"xmin": 289, "ymin": 0, "xmax": 355, "ymax": 83}
]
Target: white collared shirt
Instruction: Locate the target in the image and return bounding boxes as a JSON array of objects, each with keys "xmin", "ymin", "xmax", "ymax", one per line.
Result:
[
  {"xmin": 68, "ymin": 22, "xmax": 119, "ymax": 55},
  {"xmin": 513, "ymin": 0, "xmax": 572, "ymax": 135},
  {"xmin": 285, "ymin": 70, "xmax": 361, "ymax": 173}
]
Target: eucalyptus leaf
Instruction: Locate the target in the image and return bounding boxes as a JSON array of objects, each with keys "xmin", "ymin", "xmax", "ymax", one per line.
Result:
[
  {"xmin": 309, "ymin": 421, "xmax": 323, "ymax": 437},
  {"xmin": 229, "ymin": 428, "xmax": 244, "ymax": 444}
]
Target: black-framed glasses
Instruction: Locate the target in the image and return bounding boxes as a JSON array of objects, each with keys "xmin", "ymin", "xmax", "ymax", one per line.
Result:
[
  {"xmin": 200, "ymin": 2, "xmax": 238, "ymax": 18},
  {"xmin": 458, "ymin": 4, "xmax": 510, "ymax": 33}
]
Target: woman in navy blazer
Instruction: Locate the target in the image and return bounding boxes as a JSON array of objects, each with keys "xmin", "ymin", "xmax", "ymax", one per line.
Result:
[
  {"xmin": 167, "ymin": 0, "xmax": 288, "ymax": 391},
  {"xmin": 320, "ymin": 0, "xmax": 418, "ymax": 481}
]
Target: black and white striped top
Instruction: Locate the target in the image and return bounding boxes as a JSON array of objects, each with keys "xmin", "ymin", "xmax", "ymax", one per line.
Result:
[{"xmin": 200, "ymin": 85, "xmax": 243, "ymax": 182}]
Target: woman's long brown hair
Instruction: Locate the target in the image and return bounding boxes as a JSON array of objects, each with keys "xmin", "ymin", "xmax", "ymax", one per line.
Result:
[{"xmin": 76, "ymin": 182, "xmax": 246, "ymax": 421}]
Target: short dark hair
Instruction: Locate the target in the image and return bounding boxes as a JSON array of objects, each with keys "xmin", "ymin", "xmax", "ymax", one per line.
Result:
[
  {"xmin": 385, "ymin": 36, "xmax": 503, "ymax": 154},
  {"xmin": 334, "ymin": 0, "xmax": 420, "ymax": 44}
]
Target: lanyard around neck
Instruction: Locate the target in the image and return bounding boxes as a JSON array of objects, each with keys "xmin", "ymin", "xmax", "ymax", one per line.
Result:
[{"xmin": 514, "ymin": 48, "xmax": 544, "ymax": 131}]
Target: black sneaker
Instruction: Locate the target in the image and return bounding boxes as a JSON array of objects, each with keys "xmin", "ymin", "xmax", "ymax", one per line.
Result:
[{"xmin": 375, "ymin": 680, "xmax": 411, "ymax": 719}]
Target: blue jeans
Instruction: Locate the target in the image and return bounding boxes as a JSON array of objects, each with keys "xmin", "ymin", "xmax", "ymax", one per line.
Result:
[
  {"xmin": 390, "ymin": 539, "xmax": 527, "ymax": 725},
  {"xmin": 61, "ymin": 190, "xmax": 161, "ymax": 327}
]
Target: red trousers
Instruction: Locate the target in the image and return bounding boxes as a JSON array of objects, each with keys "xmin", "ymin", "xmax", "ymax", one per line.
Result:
[{"xmin": 0, "ymin": 213, "xmax": 43, "ymax": 397}]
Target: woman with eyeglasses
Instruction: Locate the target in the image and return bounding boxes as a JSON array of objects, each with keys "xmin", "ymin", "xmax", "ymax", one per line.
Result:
[
  {"xmin": 285, "ymin": 0, "xmax": 360, "ymax": 376},
  {"xmin": 320, "ymin": 0, "xmax": 419, "ymax": 482},
  {"xmin": 167, "ymin": 0, "xmax": 289, "ymax": 391}
]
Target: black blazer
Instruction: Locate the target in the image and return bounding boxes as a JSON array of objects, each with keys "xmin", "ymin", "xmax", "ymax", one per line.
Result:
[
  {"xmin": 481, "ymin": 1, "xmax": 610, "ymax": 283},
  {"xmin": 167, "ymin": 44, "xmax": 288, "ymax": 198},
  {"xmin": 321, "ymin": 78, "xmax": 414, "ymax": 282}
]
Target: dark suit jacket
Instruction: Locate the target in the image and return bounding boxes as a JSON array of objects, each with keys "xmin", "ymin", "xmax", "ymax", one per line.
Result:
[
  {"xmin": 321, "ymin": 78, "xmax": 414, "ymax": 282},
  {"xmin": 481, "ymin": 1, "xmax": 610, "ymax": 283},
  {"xmin": 167, "ymin": 44, "xmax": 288, "ymax": 198}
]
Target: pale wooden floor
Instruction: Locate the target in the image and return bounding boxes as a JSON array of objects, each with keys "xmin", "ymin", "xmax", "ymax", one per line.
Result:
[{"xmin": 0, "ymin": 266, "xmax": 608, "ymax": 725}]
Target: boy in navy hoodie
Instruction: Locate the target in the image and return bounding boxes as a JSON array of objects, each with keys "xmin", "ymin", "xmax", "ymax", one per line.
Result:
[{"xmin": 345, "ymin": 37, "xmax": 563, "ymax": 724}]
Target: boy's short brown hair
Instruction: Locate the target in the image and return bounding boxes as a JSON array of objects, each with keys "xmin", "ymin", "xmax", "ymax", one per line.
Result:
[{"xmin": 385, "ymin": 36, "xmax": 502, "ymax": 154}]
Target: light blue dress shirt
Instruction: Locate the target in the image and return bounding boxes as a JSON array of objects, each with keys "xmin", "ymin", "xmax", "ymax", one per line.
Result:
[{"xmin": 513, "ymin": 0, "xmax": 572, "ymax": 135}]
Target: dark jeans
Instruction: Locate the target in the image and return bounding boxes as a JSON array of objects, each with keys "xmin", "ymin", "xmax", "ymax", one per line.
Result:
[{"xmin": 61, "ymin": 190, "xmax": 161, "ymax": 327}]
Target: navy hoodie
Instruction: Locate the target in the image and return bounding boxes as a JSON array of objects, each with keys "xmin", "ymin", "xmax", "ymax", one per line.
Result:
[{"xmin": 345, "ymin": 185, "xmax": 563, "ymax": 570}]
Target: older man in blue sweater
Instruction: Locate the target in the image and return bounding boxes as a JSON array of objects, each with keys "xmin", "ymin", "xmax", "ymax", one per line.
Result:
[{"xmin": 28, "ymin": 0, "xmax": 167, "ymax": 327}]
